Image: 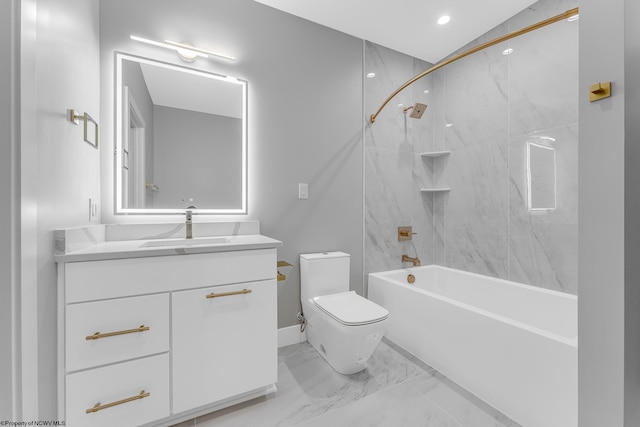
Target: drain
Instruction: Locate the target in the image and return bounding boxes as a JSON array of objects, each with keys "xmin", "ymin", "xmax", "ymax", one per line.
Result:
[{"xmin": 407, "ymin": 274, "xmax": 416, "ymax": 284}]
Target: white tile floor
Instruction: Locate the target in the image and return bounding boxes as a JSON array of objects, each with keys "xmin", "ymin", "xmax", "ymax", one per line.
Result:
[{"xmin": 172, "ymin": 339, "xmax": 521, "ymax": 427}]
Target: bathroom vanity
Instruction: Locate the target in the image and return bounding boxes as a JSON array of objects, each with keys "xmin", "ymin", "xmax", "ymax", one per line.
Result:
[{"xmin": 55, "ymin": 222, "xmax": 281, "ymax": 427}]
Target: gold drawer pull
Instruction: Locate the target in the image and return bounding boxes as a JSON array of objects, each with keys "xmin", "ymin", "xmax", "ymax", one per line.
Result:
[
  {"xmin": 206, "ymin": 289, "xmax": 252, "ymax": 299},
  {"xmin": 86, "ymin": 390, "xmax": 150, "ymax": 414},
  {"xmin": 85, "ymin": 325, "xmax": 150, "ymax": 341}
]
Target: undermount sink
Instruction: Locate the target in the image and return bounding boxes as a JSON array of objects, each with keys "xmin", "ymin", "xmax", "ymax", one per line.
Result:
[{"xmin": 141, "ymin": 237, "xmax": 231, "ymax": 248}]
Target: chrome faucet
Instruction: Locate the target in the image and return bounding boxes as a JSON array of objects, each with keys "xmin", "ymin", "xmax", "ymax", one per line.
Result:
[
  {"xmin": 185, "ymin": 205, "xmax": 196, "ymax": 239},
  {"xmin": 402, "ymin": 254, "xmax": 421, "ymax": 267}
]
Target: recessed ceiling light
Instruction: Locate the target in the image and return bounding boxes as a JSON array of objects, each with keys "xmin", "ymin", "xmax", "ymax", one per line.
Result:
[
  {"xmin": 445, "ymin": 123, "xmax": 453, "ymax": 128},
  {"xmin": 437, "ymin": 15, "xmax": 451, "ymax": 25},
  {"xmin": 568, "ymin": 14, "xmax": 579, "ymax": 22},
  {"xmin": 424, "ymin": 89, "xmax": 430, "ymax": 94},
  {"xmin": 502, "ymin": 48, "xmax": 514, "ymax": 55},
  {"xmin": 366, "ymin": 72, "xmax": 376, "ymax": 78}
]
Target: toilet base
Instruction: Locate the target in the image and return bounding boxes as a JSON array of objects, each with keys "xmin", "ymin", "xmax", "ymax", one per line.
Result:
[{"xmin": 303, "ymin": 302, "xmax": 386, "ymax": 375}]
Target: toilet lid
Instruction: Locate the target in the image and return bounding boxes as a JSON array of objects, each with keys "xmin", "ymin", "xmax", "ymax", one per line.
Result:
[{"xmin": 313, "ymin": 291, "xmax": 389, "ymax": 326}]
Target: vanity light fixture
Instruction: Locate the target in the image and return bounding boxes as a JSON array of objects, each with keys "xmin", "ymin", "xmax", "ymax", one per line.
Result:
[
  {"xmin": 437, "ymin": 15, "xmax": 451, "ymax": 25},
  {"xmin": 130, "ymin": 35, "xmax": 236, "ymax": 62}
]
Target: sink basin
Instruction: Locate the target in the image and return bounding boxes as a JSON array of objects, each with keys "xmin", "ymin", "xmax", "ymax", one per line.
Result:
[{"xmin": 141, "ymin": 237, "xmax": 231, "ymax": 248}]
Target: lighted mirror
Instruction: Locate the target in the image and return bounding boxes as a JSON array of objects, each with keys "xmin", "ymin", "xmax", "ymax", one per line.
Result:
[
  {"xmin": 115, "ymin": 52, "xmax": 247, "ymax": 214},
  {"xmin": 527, "ymin": 142, "xmax": 556, "ymax": 211}
]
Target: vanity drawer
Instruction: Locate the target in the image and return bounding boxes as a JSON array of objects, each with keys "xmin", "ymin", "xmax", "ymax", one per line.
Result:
[
  {"xmin": 65, "ymin": 353, "xmax": 169, "ymax": 427},
  {"xmin": 65, "ymin": 249, "xmax": 276, "ymax": 302},
  {"xmin": 65, "ymin": 294, "xmax": 169, "ymax": 372}
]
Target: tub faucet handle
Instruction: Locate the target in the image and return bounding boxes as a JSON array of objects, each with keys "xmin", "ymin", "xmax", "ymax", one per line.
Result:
[{"xmin": 398, "ymin": 226, "xmax": 417, "ymax": 241}]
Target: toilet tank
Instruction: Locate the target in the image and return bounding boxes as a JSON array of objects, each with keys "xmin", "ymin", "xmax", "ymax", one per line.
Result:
[{"xmin": 300, "ymin": 252, "xmax": 350, "ymax": 301}]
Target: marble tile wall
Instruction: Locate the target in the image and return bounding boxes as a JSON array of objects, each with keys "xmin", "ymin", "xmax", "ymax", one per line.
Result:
[
  {"xmin": 364, "ymin": 42, "xmax": 435, "ymax": 280},
  {"xmin": 365, "ymin": 0, "xmax": 579, "ymax": 294}
]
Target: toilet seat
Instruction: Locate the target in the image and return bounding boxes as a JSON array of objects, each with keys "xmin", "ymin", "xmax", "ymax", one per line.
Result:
[{"xmin": 313, "ymin": 291, "xmax": 389, "ymax": 326}]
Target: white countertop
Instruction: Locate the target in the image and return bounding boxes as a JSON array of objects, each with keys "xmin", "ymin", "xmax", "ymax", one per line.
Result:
[
  {"xmin": 54, "ymin": 222, "xmax": 282, "ymax": 263},
  {"xmin": 55, "ymin": 234, "xmax": 282, "ymax": 263}
]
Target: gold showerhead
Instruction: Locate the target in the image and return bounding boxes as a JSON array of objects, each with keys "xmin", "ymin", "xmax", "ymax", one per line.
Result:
[{"xmin": 403, "ymin": 103, "xmax": 428, "ymax": 119}]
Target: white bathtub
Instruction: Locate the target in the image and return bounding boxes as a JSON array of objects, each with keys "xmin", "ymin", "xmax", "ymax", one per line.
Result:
[{"xmin": 368, "ymin": 265, "xmax": 577, "ymax": 427}]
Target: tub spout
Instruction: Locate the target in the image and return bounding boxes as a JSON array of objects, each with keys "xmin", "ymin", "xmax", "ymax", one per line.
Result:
[{"xmin": 402, "ymin": 254, "xmax": 421, "ymax": 266}]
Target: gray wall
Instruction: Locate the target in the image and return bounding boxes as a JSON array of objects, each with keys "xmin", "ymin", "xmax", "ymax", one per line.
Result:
[
  {"xmin": 153, "ymin": 105, "xmax": 241, "ymax": 209},
  {"xmin": 19, "ymin": 0, "xmax": 102, "ymax": 419},
  {"xmin": 0, "ymin": 0, "xmax": 16, "ymax": 419},
  {"xmin": 99, "ymin": 0, "xmax": 364, "ymax": 329},
  {"xmin": 365, "ymin": 0, "xmax": 579, "ymax": 296},
  {"xmin": 578, "ymin": 0, "xmax": 640, "ymax": 425}
]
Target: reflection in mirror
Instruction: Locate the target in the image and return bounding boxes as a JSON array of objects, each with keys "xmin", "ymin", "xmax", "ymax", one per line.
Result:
[
  {"xmin": 115, "ymin": 52, "xmax": 247, "ymax": 214},
  {"xmin": 527, "ymin": 141, "xmax": 556, "ymax": 211}
]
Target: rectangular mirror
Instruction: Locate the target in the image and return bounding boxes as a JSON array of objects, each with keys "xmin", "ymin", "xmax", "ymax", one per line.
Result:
[
  {"xmin": 115, "ymin": 52, "xmax": 247, "ymax": 214},
  {"xmin": 527, "ymin": 141, "xmax": 556, "ymax": 211}
]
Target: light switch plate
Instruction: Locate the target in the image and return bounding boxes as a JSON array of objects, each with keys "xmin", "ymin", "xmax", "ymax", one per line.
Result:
[
  {"xmin": 298, "ymin": 183, "xmax": 308, "ymax": 199},
  {"xmin": 89, "ymin": 198, "xmax": 98, "ymax": 222}
]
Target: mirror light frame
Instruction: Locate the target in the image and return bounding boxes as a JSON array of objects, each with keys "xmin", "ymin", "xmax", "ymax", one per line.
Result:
[{"xmin": 114, "ymin": 52, "xmax": 248, "ymax": 215}]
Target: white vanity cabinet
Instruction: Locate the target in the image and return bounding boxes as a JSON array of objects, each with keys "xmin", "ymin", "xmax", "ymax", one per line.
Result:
[
  {"xmin": 57, "ymin": 247, "xmax": 278, "ymax": 427},
  {"xmin": 172, "ymin": 280, "xmax": 276, "ymax": 413}
]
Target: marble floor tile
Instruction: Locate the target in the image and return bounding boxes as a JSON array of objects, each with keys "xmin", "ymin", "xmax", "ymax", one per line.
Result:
[
  {"xmin": 407, "ymin": 374, "xmax": 522, "ymax": 427},
  {"xmin": 178, "ymin": 339, "xmax": 519, "ymax": 427},
  {"xmin": 297, "ymin": 376, "xmax": 464, "ymax": 427}
]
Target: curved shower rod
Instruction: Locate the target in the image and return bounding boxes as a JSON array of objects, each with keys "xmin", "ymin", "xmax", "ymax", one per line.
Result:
[{"xmin": 369, "ymin": 7, "xmax": 579, "ymax": 124}]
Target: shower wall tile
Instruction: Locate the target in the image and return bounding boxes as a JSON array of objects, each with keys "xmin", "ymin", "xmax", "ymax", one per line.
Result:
[
  {"xmin": 411, "ymin": 58, "xmax": 435, "ymax": 154},
  {"xmin": 507, "ymin": 124, "xmax": 578, "ymax": 293},
  {"xmin": 365, "ymin": 146, "xmax": 415, "ymax": 274},
  {"xmin": 364, "ymin": 0, "xmax": 578, "ymax": 296},
  {"xmin": 507, "ymin": 1, "xmax": 579, "ymax": 138},
  {"xmin": 442, "ymin": 142, "xmax": 509, "ymax": 279},
  {"xmin": 441, "ymin": 24, "xmax": 509, "ymax": 152},
  {"xmin": 365, "ymin": 43, "xmax": 431, "ymax": 153},
  {"xmin": 412, "ymin": 153, "xmax": 435, "ymax": 266},
  {"xmin": 365, "ymin": 41, "xmax": 435, "ymax": 281},
  {"xmin": 433, "ymin": 193, "xmax": 446, "ymax": 266}
]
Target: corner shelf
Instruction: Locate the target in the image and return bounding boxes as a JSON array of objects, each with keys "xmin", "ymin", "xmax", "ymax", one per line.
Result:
[
  {"xmin": 421, "ymin": 150, "xmax": 451, "ymax": 194},
  {"xmin": 420, "ymin": 151, "xmax": 451, "ymax": 158}
]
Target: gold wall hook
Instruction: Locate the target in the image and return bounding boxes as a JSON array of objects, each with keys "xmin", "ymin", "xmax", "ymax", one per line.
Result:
[{"xmin": 589, "ymin": 82, "xmax": 611, "ymax": 102}]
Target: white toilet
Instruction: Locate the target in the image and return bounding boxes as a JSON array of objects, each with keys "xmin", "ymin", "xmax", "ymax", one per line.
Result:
[{"xmin": 300, "ymin": 252, "xmax": 389, "ymax": 375}]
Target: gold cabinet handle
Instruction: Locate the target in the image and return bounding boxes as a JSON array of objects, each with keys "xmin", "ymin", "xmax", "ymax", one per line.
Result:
[
  {"xmin": 85, "ymin": 325, "xmax": 150, "ymax": 341},
  {"xmin": 205, "ymin": 289, "xmax": 252, "ymax": 299},
  {"xmin": 86, "ymin": 390, "xmax": 150, "ymax": 414}
]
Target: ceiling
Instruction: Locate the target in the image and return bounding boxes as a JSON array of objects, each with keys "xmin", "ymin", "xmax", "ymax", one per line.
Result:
[
  {"xmin": 139, "ymin": 62, "xmax": 243, "ymax": 119},
  {"xmin": 253, "ymin": 0, "xmax": 538, "ymax": 64}
]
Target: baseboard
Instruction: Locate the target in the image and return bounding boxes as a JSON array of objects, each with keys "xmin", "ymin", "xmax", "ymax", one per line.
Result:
[{"xmin": 278, "ymin": 324, "xmax": 307, "ymax": 348}]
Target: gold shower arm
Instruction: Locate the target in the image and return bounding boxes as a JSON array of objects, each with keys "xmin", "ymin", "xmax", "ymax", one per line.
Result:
[{"xmin": 369, "ymin": 7, "xmax": 579, "ymax": 124}]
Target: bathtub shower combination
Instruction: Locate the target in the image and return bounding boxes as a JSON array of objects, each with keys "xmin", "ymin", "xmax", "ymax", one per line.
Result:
[{"xmin": 368, "ymin": 265, "xmax": 577, "ymax": 427}]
